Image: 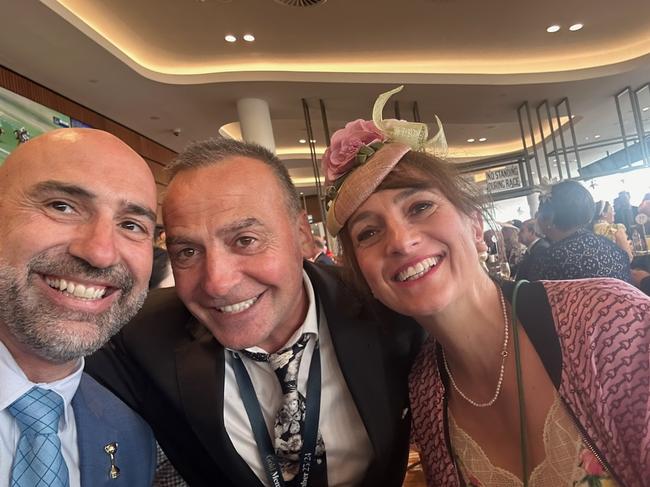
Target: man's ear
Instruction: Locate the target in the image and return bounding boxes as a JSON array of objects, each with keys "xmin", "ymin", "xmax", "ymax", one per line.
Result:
[{"xmin": 296, "ymin": 210, "xmax": 314, "ymax": 259}]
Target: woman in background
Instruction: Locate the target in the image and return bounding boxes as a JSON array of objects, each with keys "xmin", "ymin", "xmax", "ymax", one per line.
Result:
[
  {"xmin": 592, "ymin": 200, "xmax": 633, "ymax": 260},
  {"xmin": 322, "ymin": 86, "xmax": 650, "ymax": 487}
]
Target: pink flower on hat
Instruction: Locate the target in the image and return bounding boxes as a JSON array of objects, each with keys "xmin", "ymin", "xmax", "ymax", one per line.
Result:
[
  {"xmin": 322, "ymin": 119, "xmax": 386, "ymax": 183},
  {"xmin": 579, "ymin": 449, "xmax": 606, "ymax": 476}
]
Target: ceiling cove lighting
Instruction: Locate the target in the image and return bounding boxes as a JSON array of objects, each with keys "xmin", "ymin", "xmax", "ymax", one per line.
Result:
[
  {"xmin": 243, "ymin": 34, "xmax": 255, "ymax": 42},
  {"xmin": 225, "ymin": 34, "xmax": 237, "ymax": 42},
  {"xmin": 569, "ymin": 23, "xmax": 584, "ymax": 31},
  {"xmin": 546, "ymin": 24, "xmax": 561, "ymax": 33}
]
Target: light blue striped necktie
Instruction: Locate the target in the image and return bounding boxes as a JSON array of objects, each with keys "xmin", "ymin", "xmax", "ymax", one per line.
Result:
[{"xmin": 8, "ymin": 387, "xmax": 70, "ymax": 487}]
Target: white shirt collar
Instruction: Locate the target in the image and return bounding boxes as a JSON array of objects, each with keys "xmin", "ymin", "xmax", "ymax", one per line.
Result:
[
  {"xmin": 243, "ymin": 270, "xmax": 318, "ymax": 355},
  {"xmin": 0, "ymin": 339, "xmax": 84, "ymax": 427}
]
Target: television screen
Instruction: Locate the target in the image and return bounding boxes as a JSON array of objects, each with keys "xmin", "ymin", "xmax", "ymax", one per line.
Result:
[{"xmin": 0, "ymin": 86, "xmax": 72, "ymax": 165}]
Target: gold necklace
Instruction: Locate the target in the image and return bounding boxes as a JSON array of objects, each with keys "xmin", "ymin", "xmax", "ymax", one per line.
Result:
[{"xmin": 442, "ymin": 286, "xmax": 509, "ymax": 408}]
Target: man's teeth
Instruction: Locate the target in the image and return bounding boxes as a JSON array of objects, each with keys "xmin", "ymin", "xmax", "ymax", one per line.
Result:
[
  {"xmin": 219, "ymin": 296, "xmax": 258, "ymax": 314},
  {"xmin": 396, "ymin": 257, "xmax": 439, "ymax": 282},
  {"xmin": 45, "ymin": 277, "xmax": 107, "ymax": 299}
]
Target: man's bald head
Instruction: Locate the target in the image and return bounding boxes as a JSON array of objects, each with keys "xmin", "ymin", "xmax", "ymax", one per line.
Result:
[{"xmin": 0, "ymin": 128, "xmax": 158, "ymax": 378}]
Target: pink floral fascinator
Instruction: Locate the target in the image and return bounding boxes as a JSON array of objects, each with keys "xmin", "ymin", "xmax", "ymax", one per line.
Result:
[{"xmin": 323, "ymin": 85, "xmax": 447, "ymax": 236}]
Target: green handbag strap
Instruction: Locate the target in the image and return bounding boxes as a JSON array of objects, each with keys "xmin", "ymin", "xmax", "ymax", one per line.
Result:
[{"xmin": 511, "ymin": 279, "xmax": 529, "ymax": 487}]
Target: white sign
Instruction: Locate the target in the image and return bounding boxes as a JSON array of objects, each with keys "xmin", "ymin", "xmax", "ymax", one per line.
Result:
[{"xmin": 486, "ymin": 166, "xmax": 522, "ymax": 193}]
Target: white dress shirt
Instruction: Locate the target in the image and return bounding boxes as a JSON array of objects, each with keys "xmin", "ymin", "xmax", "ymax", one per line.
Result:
[
  {"xmin": 0, "ymin": 340, "xmax": 83, "ymax": 487},
  {"xmin": 224, "ymin": 271, "xmax": 373, "ymax": 486}
]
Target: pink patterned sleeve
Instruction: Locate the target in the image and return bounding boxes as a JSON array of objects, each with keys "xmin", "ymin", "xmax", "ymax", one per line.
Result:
[{"xmin": 542, "ymin": 278, "xmax": 650, "ymax": 484}]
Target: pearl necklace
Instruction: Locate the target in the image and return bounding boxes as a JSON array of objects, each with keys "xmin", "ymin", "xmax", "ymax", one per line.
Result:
[{"xmin": 442, "ymin": 286, "xmax": 509, "ymax": 408}]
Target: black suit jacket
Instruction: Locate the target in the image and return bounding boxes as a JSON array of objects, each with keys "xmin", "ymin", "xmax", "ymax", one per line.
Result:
[
  {"xmin": 86, "ymin": 262, "xmax": 423, "ymax": 486},
  {"xmin": 515, "ymin": 238, "xmax": 550, "ymax": 281}
]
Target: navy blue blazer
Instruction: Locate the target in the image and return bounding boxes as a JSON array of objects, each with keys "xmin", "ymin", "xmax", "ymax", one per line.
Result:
[{"xmin": 73, "ymin": 373, "xmax": 156, "ymax": 486}]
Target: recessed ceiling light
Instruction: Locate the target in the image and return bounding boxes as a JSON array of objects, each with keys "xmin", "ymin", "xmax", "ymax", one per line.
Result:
[
  {"xmin": 478, "ymin": 137, "xmax": 487, "ymax": 142},
  {"xmin": 225, "ymin": 34, "xmax": 237, "ymax": 42},
  {"xmin": 310, "ymin": 139, "xmax": 316, "ymax": 143},
  {"xmin": 643, "ymin": 107, "xmax": 649, "ymax": 112},
  {"xmin": 546, "ymin": 24, "xmax": 561, "ymax": 33},
  {"xmin": 594, "ymin": 134, "xmax": 601, "ymax": 139},
  {"xmin": 569, "ymin": 23, "xmax": 583, "ymax": 31},
  {"xmin": 585, "ymin": 136, "xmax": 589, "ymax": 140},
  {"xmin": 467, "ymin": 138, "xmax": 475, "ymax": 143},
  {"xmin": 298, "ymin": 139, "xmax": 306, "ymax": 144},
  {"xmin": 243, "ymin": 34, "xmax": 255, "ymax": 42},
  {"xmin": 571, "ymin": 115, "xmax": 576, "ymax": 118}
]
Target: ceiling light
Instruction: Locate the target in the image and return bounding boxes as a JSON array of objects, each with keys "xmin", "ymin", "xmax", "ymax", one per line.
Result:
[
  {"xmin": 643, "ymin": 107, "xmax": 649, "ymax": 112},
  {"xmin": 467, "ymin": 138, "xmax": 475, "ymax": 143},
  {"xmin": 569, "ymin": 23, "xmax": 583, "ymax": 31},
  {"xmin": 594, "ymin": 134, "xmax": 601, "ymax": 139},
  {"xmin": 298, "ymin": 139, "xmax": 306, "ymax": 144},
  {"xmin": 243, "ymin": 34, "xmax": 255, "ymax": 42},
  {"xmin": 478, "ymin": 137, "xmax": 487, "ymax": 142},
  {"xmin": 546, "ymin": 24, "xmax": 561, "ymax": 33},
  {"xmin": 310, "ymin": 139, "xmax": 316, "ymax": 143},
  {"xmin": 225, "ymin": 34, "xmax": 237, "ymax": 42}
]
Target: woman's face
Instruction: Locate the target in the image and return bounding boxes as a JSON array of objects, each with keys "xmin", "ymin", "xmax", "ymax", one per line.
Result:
[
  {"xmin": 604, "ymin": 205, "xmax": 614, "ymax": 223},
  {"xmin": 347, "ymin": 186, "xmax": 483, "ymax": 319}
]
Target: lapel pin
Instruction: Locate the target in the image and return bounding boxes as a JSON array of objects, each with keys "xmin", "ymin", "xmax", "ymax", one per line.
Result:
[{"xmin": 104, "ymin": 442, "xmax": 121, "ymax": 479}]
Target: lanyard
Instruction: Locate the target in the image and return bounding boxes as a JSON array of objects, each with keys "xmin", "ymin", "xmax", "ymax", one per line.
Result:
[{"xmin": 230, "ymin": 304, "xmax": 327, "ymax": 487}]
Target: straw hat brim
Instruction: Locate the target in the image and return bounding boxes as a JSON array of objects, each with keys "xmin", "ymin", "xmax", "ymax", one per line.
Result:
[{"xmin": 326, "ymin": 143, "xmax": 411, "ymax": 235}]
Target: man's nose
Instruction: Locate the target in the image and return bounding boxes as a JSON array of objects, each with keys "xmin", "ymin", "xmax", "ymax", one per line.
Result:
[
  {"xmin": 68, "ymin": 215, "xmax": 120, "ymax": 269},
  {"xmin": 201, "ymin": 250, "xmax": 241, "ymax": 297}
]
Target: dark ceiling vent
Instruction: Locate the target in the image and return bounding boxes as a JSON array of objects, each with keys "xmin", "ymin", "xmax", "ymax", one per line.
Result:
[{"xmin": 273, "ymin": 0, "xmax": 327, "ymax": 7}]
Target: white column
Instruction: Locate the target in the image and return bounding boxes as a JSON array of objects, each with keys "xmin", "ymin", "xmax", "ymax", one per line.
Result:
[
  {"xmin": 236, "ymin": 98, "xmax": 276, "ymax": 153},
  {"xmin": 527, "ymin": 192, "xmax": 540, "ymax": 218}
]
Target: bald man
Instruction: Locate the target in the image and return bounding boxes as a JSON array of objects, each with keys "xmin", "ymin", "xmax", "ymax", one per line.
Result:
[{"xmin": 0, "ymin": 129, "xmax": 157, "ymax": 486}]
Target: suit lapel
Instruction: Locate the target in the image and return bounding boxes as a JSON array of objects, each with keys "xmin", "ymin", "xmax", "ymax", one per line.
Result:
[
  {"xmin": 73, "ymin": 375, "xmax": 118, "ymax": 486},
  {"xmin": 174, "ymin": 321, "xmax": 261, "ymax": 485},
  {"xmin": 305, "ymin": 264, "xmax": 394, "ymax": 468}
]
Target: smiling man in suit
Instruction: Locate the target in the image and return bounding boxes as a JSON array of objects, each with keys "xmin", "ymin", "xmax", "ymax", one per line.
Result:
[
  {"xmin": 0, "ymin": 129, "xmax": 158, "ymax": 486},
  {"xmin": 87, "ymin": 138, "xmax": 422, "ymax": 487}
]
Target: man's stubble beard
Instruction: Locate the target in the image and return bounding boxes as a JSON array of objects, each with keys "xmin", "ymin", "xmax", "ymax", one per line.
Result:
[{"xmin": 0, "ymin": 251, "xmax": 148, "ymax": 363}]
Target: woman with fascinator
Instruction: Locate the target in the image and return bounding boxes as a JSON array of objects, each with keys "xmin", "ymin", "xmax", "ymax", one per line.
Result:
[{"xmin": 323, "ymin": 86, "xmax": 650, "ymax": 487}]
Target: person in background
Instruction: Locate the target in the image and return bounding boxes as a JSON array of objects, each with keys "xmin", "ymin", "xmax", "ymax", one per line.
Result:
[
  {"xmin": 0, "ymin": 129, "xmax": 157, "ymax": 486},
  {"xmin": 613, "ymin": 190, "xmax": 637, "ymax": 237},
  {"xmin": 528, "ymin": 181, "xmax": 631, "ymax": 282},
  {"xmin": 149, "ymin": 246, "xmax": 175, "ymax": 289},
  {"xmin": 592, "ymin": 200, "xmax": 633, "ymax": 260},
  {"xmin": 500, "ymin": 223, "xmax": 525, "ymax": 277},
  {"xmin": 87, "ymin": 137, "xmax": 422, "ymax": 487},
  {"xmin": 310, "ymin": 236, "xmax": 335, "ymax": 266},
  {"xmin": 324, "ymin": 86, "xmax": 649, "ymax": 487},
  {"xmin": 514, "ymin": 218, "xmax": 550, "ymax": 280}
]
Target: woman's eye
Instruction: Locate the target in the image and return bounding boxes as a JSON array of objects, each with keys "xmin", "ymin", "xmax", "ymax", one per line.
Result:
[
  {"xmin": 356, "ymin": 228, "xmax": 378, "ymax": 243},
  {"xmin": 410, "ymin": 201, "xmax": 435, "ymax": 215}
]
